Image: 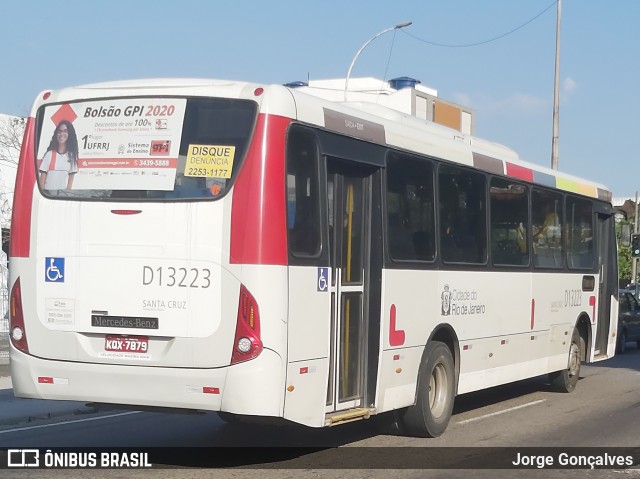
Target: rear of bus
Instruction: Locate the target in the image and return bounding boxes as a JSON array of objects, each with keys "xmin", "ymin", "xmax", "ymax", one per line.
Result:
[{"xmin": 9, "ymin": 79, "xmax": 293, "ymax": 418}]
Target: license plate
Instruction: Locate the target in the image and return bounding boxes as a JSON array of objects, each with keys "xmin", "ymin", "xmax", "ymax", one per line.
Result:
[{"xmin": 105, "ymin": 335, "xmax": 149, "ymax": 353}]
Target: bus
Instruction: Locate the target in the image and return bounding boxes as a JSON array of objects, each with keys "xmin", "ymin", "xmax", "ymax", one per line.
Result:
[{"xmin": 8, "ymin": 77, "xmax": 618, "ymax": 438}]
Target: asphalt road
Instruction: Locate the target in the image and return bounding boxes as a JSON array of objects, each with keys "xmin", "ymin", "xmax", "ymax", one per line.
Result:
[{"xmin": 0, "ymin": 346, "xmax": 639, "ymax": 478}]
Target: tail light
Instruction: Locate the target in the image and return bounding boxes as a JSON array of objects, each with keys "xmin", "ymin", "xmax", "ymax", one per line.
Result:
[
  {"xmin": 231, "ymin": 284, "xmax": 262, "ymax": 364},
  {"xmin": 10, "ymin": 278, "xmax": 29, "ymax": 353}
]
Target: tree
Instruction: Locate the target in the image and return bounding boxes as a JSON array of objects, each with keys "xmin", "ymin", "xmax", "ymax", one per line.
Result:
[
  {"xmin": 0, "ymin": 115, "xmax": 24, "ymax": 242},
  {"xmin": 617, "ymin": 217, "xmax": 634, "ymax": 285},
  {"xmin": 0, "ymin": 115, "xmax": 25, "ymax": 167}
]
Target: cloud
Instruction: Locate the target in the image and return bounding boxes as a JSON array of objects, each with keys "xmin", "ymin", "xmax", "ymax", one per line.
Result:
[
  {"xmin": 453, "ymin": 79, "xmax": 577, "ymax": 119},
  {"xmin": 451, "ymin": 92, "xmax": 472, "ymax": 108},
  {"xmin": 562, "ymin": 77, "xmax": 577, "ymax": 94},
  {"xmin": 560, "ymin": 77, "xmax": 578, "ymax": 105},
  {"xmin": 479, "ymin": 93, "xmax": 548, "ymax": 117},
  {"xmin": 451, "ymin": 91, "xmax": 546, "ymax": 116}
]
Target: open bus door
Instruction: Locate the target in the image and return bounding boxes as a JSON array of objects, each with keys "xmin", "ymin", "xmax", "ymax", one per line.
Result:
[
  {"xmin": 595, "ymin": 211, "xmax": 617, "ymax": 358},
  {"xmin": 283, "ymin": 126, "xmax": 384, "ymax": 427},
  {"xmin": 323, "ymin": 157, "xmax": 382, "ymax": 424}
]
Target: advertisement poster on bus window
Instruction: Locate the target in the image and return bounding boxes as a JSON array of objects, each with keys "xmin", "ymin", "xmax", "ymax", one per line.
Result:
[{"xmin": 37, "ymin": 98, "xmax": 187, "ymax": 191}]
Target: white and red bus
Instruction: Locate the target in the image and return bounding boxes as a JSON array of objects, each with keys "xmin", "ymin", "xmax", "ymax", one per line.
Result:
[{"xmin": 8, "ymin": 78, "xmax": 618, "ymax": 437}]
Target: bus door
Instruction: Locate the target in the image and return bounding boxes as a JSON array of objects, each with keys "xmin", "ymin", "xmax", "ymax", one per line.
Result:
[
  {"xmin": 325, "ymin": 158, "xmax": 380, "ymax": 415},
  {"xmin": 594, "ymin": 211, "xmax": 617, "ymax": 357}
]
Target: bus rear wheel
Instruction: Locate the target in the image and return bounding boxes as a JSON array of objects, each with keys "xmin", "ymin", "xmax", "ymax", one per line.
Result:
[
  {"xmin": 549, "ymin": 328, "xmax": 581, "ymax": 393},
  {"xmin": 400, "ymin": 341, "xmax": 455, "ymax": 438}
]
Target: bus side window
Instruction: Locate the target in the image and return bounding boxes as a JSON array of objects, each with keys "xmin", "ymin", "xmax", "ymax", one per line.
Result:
[
  {"xmin": 532, "ymin": 188, "xmax": 564, "ymax": 268},
  {"xmin": 388, "ymin": 213, "xmax": 416, "ymax": 260},
  {"xmin": 385, "ymin": 153, "xmax": 435, "ymax": 262},
  {"xmin": 290, "ymin": 196, "xmax": 320, "ymax": 254},
  {"xmin": 286, "ymin": 128, "xmax": 321, "ymax": 258},
  {"xmin": 490, "ymin": 178, "xmax": 529, "ymax": 267},
  {"xmin": 566, "ymin": 196, "xmax": 594, "ymax": 270},
  {"xmin": 438, "ymin": 164, "xmax": 487, "ymax": 264}
]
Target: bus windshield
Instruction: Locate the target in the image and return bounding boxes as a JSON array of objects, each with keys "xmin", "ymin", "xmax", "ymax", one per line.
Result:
[{"xmin": 35, "ymin": 97, "xmax": 257, "ymax": 201}]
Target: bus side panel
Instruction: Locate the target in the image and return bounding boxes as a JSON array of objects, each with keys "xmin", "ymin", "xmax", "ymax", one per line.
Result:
[
  {"xmin": 376, "ymin": 347, "xmax": 422, "ymax": 413},
  {"xmin": 379, "ymin": 270, "xmax": 559, "ymax": 399},
  {"xmin": 376, "ymin": 270, "xmax": 436, "ymax": 412},
  {"xmin": 437, "ymin": 271, "xmax": 534, "ymax": 395},
  {"xmin": 283, "ymin": 266, "xmax": 331, "ymax": 427},
  {"xmin": 531, "ymin": 272, "xmax": 596, "ymax": 359}
]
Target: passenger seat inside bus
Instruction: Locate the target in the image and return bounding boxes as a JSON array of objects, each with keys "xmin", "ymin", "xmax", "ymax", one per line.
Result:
[{"xmin": 388, "ymin": 213, "xmax": 416, "ymax": 260}]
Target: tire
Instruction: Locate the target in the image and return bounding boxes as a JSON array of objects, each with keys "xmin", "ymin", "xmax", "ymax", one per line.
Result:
[
  {"xmin": 617, "ymin": 330, "xmax": 627, "ymax": 354},
  {"xmin": 549, "ymin": 328, "xmax": 581, "ymax": 393},
  {"xmin": 399, "ymin": 341, "xmax": 455, "ymax": 438}
]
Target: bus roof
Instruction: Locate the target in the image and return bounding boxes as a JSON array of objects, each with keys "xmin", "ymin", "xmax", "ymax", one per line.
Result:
[
  {"xmin": 31, "ymin": 77, "xmax": 612, "ymax": 203},
  {"xmin": 287, "ymin": 83, "xmax": 612, "ymax": 203}
]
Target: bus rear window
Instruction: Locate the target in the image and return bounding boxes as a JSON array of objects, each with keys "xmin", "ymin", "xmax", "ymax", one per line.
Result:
[{"xmin": 35, "ymin": 97, "xmax": 257, "ymax": 200}]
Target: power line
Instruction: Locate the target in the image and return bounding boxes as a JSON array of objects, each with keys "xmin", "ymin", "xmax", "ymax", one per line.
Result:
[
  {"xmin": 382, "ymin": 30, "xmax": 399, "ymax": 85},
  {"xmin": 401, "ymin": 0, "xmax": 557, "ymax": 48}
]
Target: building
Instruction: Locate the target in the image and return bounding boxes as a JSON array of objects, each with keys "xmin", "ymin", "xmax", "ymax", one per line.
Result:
[
  {"xmin": 613, "ymin": 197, "xmax": 637, "ymax": 222},
  {"xmin": 286, "ymin": 76, "xmax": 475, "ymax": 136}
]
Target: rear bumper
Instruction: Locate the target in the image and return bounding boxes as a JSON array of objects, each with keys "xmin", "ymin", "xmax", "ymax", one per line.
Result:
[{"xmin": 10, "ymin": 346, "xmax": 285, "ymax": 416}]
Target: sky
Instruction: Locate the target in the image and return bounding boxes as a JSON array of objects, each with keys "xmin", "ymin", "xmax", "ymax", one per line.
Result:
[{"xmin": 0, "ymin": 0, "xmax": 638, "ymax": 198}]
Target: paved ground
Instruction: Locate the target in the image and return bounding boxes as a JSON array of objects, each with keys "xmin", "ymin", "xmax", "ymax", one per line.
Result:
[
  {"xmin": 0, "ymin": 362, "xmax": 12, "ymax": 389},
  {"xmin": 0, "ymin": 332, "xmax": 93, "ymax": 423},
  {"xmin": 0, "ymin": 329, "xmax": 8, "ymax": 364},
  {"xmin": 0, "ymin": 359, "xmax": 93, "ymax": 425},
  {"xmin": 0, "ymin": 327, "xmax": 98, "ymax": 424}
]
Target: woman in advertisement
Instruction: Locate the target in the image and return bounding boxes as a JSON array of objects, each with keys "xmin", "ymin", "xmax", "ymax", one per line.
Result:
[{"xmin": 38, "ymin": 120, "xmax": 79, "ymax": 191}]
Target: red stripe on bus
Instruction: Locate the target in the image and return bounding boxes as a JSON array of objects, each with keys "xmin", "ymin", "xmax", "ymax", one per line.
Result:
[
  {"xmin": 10, "ymin": 117, "xmax": 37, "ymax": 258},
  {"xmin": 531, "ymin": 298, "xmax": 535, "ymax": 330},
  {"xmin": 506, "ymin": 162, "xmax": 534, "ymax": 182},
  {"xmin": 389, "ymin": 304, "xmax": 406, "ymax": 347},
  {"xmin": 230, "ymin": 113, "xmax": 290, "ymax": 265}
]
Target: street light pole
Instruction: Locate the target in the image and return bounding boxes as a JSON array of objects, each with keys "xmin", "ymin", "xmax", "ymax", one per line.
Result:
[
  {"xmin": 344, "ymin": 22, "xmax": 412, "ymax": 101},
  {"xmin": 633, "ymin": 191, "xmax": 639, "ymax": 287},
  {"xmin": 551, "ymin": 0, "xmax": 561, "ymax": 170}
]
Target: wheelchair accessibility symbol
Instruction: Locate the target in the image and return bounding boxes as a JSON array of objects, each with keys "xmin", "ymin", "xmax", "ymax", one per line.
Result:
[
  {"xmin": 317, "ymin": 267, "xmax": 329, "ymax": 292},
  {"xmin": 45, "ymin": 257, "xmax": 65, "ymax": 283}
]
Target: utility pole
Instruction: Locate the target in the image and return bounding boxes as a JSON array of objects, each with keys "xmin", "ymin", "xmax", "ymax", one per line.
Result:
[
  {"xmin": 551, "ymin": 0, "xmax": 561, "ymax": 170},
  {"xmin": 633, "ymin": 191, "xmax": 639, "ymax": 287}
]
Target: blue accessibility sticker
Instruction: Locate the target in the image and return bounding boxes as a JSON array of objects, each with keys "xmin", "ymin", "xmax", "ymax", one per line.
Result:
[
  {"xmin": 317, "ymin": 267, "xmax": 329, "ymax": 292},
  {"xmin": 45, "ymin": 257, "xmax": 65, "ymax": 283}
]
